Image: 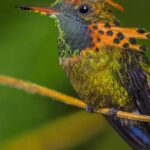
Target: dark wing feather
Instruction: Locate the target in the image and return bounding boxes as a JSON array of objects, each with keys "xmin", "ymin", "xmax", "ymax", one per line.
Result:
[
  {"xmin": 128, "ymin": 67, "xmax": 150, "ymax": 115},
  {"xmin": 106, "ymin": 51, "xmax": 150, "ymax": 150},
  {"xmin": 126, "ymin": 51, "xmax": 150, "ymax": 115}
]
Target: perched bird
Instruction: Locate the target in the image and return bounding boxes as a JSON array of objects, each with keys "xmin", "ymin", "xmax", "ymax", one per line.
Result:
[{"xmin": 18, "ymin": 0, "xmax": 150, "ymax": 149}]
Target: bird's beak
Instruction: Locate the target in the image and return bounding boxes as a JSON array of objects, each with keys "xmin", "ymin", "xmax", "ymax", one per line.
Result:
[{"xmin": 17, "ymin": 6, "xmax": 59, "ymax": 15}]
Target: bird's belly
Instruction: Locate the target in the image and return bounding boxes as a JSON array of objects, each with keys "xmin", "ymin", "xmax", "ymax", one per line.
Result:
[{"xmin": 59, "ymin": 50, "xmax": 129, "ymax": 108}]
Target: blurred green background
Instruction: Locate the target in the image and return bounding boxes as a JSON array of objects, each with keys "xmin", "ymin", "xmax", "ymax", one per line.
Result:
[{"xmin": 0, "ymin": 0, "xmax": 150, "ymax": 150}]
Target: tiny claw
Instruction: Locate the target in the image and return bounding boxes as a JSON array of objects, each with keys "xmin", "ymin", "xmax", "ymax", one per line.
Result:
[
  {"xmin": 107, "ymin": 108, "xmax": 118, "ymax": 120},
  {"xmin": 86, "ymin": 104, "xmax": 95, "ymax": 113}
]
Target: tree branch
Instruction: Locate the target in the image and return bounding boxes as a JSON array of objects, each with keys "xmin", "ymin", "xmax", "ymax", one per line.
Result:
[{"xmin": 0, "ymin": 75, "xmax": 150, "ymax": 122}]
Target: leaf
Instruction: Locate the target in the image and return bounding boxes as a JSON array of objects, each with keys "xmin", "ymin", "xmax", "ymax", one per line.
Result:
[{"xmin": 0, "ymin": 111, "xmax": 106, "ymax": 150}]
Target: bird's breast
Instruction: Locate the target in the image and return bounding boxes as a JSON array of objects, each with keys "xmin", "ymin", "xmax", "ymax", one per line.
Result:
[{"xmin": 59, "ymin": 48, "xmax": 129, "ymax": 108}]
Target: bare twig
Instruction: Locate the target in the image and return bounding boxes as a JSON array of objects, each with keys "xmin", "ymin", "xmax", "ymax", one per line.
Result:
[{"xmin": 0, "ymin": 75, "xmax": 150, "ymax": 122}]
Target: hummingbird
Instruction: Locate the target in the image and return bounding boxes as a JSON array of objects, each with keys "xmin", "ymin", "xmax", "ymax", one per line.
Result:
[{"xmin": 18, "ymin": 0, "xmax": 150, "ymax": 149}]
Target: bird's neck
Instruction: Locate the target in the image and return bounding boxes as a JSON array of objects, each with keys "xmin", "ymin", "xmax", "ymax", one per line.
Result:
[
  {"xmin": 54, "ymin": 12, "xmax": 117, "ymax": 66},
  {"xmin": 56, "ymin": 13, "xmax": 92, "ymax": 59}
]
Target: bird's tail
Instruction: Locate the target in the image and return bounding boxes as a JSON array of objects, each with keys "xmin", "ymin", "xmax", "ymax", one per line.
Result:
[{"xmin": 106, "ymin": 116, "xmax": 150, "ymax": 150}]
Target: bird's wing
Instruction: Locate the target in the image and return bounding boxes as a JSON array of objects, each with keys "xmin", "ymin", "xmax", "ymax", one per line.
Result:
[
  {"xmin": 127, "ymin": 62, "xmax": 150, "ymax": 115},
  {"xmin": 89, "ymin": 22, "xmax": 150, "ymax": 149},
  {"xmin": 106, "ymin": 115, "xmax": 150, "ymax": 150}
]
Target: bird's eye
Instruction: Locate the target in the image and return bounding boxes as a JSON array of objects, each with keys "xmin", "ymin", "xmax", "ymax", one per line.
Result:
[{"xmin": 79, "ymin": 5, "xmax": 90, "ymax": 14}]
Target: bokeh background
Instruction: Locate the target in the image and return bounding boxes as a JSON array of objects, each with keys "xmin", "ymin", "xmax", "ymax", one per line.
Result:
[{"xmin": 0, "ymin": 0, "xmax": 150, "ymax": 150}]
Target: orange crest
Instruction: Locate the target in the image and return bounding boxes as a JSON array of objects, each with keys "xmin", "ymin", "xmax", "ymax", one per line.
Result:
[
  {"xmin": 65, "ymin": 0, "xmax": 124, "ymax": 11},
  {"xmin": 65, "ymin": 0, "xmax": 80, "ymax": 4},
  {"xmin": 105, "ymin": 0, "xmax": 124, "ymax": 11}
]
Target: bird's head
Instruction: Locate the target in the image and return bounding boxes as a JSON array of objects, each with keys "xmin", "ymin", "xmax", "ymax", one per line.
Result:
[
  {"xmin": 19, "ymin": 0, "xmax": 123, "ymax": 23},
  {"xmin": 53, "ymin": 0, "xmax": 117, "ymax": 22},
  {"xmin": 18, "ymin": 0, "xmax": 125, "ymax": 54}
]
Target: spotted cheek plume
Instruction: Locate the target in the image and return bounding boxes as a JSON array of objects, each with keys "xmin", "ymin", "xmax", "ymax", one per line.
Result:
[{"xmin": 88, "ymin": 22, "xmax": 150, "ymax": 52}]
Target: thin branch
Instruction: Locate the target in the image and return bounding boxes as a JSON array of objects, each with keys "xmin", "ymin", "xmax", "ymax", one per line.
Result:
[{"xmin": 0, "ymin": 75, "xmax": 150, "ymax": 122}]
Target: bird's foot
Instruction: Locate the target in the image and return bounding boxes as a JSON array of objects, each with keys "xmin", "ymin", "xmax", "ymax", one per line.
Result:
[
  {"xmin": 106, "ymin": 108, "xmax": 118, "ymax": 121},
  {"xmin": 86, "ymin": 104, "xmax": 96, "ymax": 113}
]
